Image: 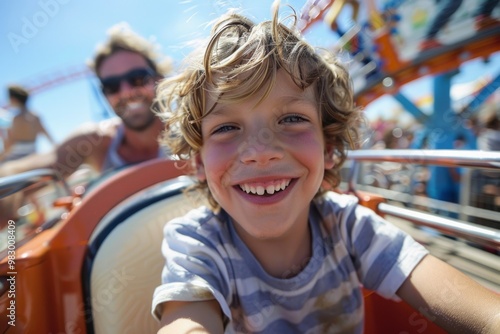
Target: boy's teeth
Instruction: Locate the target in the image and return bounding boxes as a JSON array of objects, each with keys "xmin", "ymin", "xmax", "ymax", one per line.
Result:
[{"xmin": 239, "ymin": 179, "xmax": 291, "ymax": 196}]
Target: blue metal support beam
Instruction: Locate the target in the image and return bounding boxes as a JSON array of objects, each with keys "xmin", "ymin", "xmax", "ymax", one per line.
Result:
[
  {"xmin": 428, "ymin": 71, "xmax": 457, "ymax": 149},
  {"xmin": 392, "ymin": 92, "xmax": 429, "ymax": 124},
  {"xmin": 424, "ymin": 70, "xmax": 478, "ymax": 208}
]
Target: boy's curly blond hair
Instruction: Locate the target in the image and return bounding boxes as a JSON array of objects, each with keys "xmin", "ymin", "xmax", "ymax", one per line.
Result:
[{"xmin": 156, "ymin": 6, "xmax": 364, "ymax": 209}]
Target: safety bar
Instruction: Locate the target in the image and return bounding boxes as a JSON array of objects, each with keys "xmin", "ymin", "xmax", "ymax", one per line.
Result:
[
  {"xmin": 345, "ymin": 149, "xmax": 500, "ymax": 249},
  {"xmin": 346, "ymin": 149, "xmax": 500, "ymax": 195},
  {"xmin": 0, "ymin": 168, "xmax": 71, "ymax": 200},
  {"xmin": 347, "ymin": 149, "xmax": 500, "ymax": 169},
  {"xmin": 378, "ymin": 203, "xmax": 500, "ymax": 250}
]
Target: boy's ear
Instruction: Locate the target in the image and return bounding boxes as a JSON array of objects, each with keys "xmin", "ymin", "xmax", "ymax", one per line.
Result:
[
  {"xmin": 324, "ymin": 146, "xmax": 335, "ymax": 170},
  {"xmin": 194, "ymin": 153, "xmax": 206, "ymax": 182}
]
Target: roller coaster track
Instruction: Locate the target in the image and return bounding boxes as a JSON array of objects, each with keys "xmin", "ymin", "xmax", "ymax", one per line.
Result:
[
  {"xmin": 356, "ymin": 26, "xmax": 500, "ymax": 106},
  {"xmin": 1, "ymin": 65, "xmax": 93, "ymax": 109},
  {"xmin": 298, "ymin": 0, "xmax": 500, "ymax": 107}
]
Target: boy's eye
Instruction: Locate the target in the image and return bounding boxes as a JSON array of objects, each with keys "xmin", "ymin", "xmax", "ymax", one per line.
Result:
[
  {"xmin": 281, "ymin": 114, "xmax": 307, "ymax": 123},
  {"xmin": 212, "ymin": 124, "xmax": 239, "ymax": 134}
]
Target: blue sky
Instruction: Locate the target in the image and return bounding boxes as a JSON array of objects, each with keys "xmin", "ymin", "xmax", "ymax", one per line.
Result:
[{"xmin": 1, "ymin": 0, "xmax": 499, "ymax": 153}]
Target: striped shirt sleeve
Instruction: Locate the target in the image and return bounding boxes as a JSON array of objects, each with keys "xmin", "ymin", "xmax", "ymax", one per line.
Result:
[
  {"xmin": 321, "ymin": 192, "xmax": 429, "ymax": 300},
  {"xmin": 151, "ymin": 208, "xmax": 233, "ymax": 322}
]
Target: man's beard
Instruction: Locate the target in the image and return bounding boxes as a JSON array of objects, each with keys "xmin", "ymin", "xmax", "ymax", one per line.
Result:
[
  {"xmin": 121, "ymin": 109, "xmax": 156, "ymax": 132},
  {"xmin": 116, "ymin": 98, "xmax": 156, "ymax": 132}
]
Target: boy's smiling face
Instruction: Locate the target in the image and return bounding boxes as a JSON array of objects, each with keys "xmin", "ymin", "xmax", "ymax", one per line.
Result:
[{"xmin": 197, "ymin": 70, "xmax": 334, "ymax": 243}]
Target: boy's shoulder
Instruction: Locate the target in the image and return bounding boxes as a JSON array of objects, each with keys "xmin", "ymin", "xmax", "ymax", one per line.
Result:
[
  {"xmin": 164, "ymin": 205, "xmax": 229, "ymax": 236},
  {"xmin": 312, "ymin": 191, "xmax": 380, "ymax": 231},
  {"xmin": 314, "ymin": 191, "xmax": 360, "ymax": 212}
]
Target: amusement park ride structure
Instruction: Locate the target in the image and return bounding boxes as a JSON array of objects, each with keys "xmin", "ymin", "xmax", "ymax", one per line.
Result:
[
  {"xmin": 299, "ymin": 0, "xmax": 500, "ymax": 150},
  {"xmin": 0, "ymin": 66, "xmax": 93, "ymax": 111}
]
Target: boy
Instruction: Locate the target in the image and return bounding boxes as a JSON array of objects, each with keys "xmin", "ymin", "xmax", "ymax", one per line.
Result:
[{"xmin": 152, "ymin": 7, "xmax": 500, "ymax": 334}]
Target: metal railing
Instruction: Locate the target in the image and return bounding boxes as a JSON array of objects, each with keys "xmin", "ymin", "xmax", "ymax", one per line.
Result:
[
  {"xmin": 345, "ymin": 149, "xmax": 500, "ymax": 250},
  {"xmin": 0, "ymin": 168, "xmax": 71, "ymax": 200}
]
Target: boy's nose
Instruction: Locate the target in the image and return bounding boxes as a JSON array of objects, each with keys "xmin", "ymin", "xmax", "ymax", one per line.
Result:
[{"xmin": 239, "ymin": 129, "xmax": 284, "ymax": 165}]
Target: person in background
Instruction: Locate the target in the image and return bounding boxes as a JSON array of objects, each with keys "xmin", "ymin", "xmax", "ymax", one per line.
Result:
[
  {"xmin": 152, "ymin": 6, "xmax": 500, "ymax": 333},
  {"xmin": 0, "ymin": 23, "xmax": 172, "ymax": 179},
  {"xmin": 0, "ymin": 24, "xmax": 173, "ymax": 232},
  {"xmin": 0, "ymin": 85, "xmax": 55, "ymax": 163}
]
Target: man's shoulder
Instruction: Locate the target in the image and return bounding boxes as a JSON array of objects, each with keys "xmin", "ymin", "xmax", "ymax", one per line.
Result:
[
  {"xmin": 12, "ymin": 111, "xmax": 38, "ymax": 123},
  {"xmin": 97, "ymin": 117, "xmax": 122, "ymax": 132},
  {"xmin": 56, "ymin": 119, "xmax": 122, "ymax": 159},
  {"xmin": 67, "ymin": 118, "xmax": 121, "ymax": 138}
]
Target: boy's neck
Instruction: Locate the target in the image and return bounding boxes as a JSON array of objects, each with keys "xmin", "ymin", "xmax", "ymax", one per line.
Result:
[{"xmin": 243, "ymin": 222, "xmax": 312, "ymax": 279}]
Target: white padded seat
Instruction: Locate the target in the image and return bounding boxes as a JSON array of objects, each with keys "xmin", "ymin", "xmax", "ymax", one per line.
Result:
[{"xmin": 90, "ymin": 192, "xmax": 195, "ymax": 334}]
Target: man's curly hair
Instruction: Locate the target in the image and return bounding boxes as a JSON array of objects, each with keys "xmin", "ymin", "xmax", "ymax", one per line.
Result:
[
  {"xmin": 88, "ymin": 22, "xmax": 172, "ymax": 77},
  {"xmin": 156, "ymin": 5, "xmax": 364, "ymax": 209}
]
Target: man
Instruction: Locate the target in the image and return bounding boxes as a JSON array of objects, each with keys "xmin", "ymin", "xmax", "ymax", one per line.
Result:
[
  {"xmin": 0, "ymin": 23, "xmax": 172, "ymax": 179},
  {"xmin": 0, "ymin": 85, "xmax": 55, "ymax": 162}
]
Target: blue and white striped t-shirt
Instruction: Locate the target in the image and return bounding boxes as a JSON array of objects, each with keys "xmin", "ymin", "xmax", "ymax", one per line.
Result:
[{"xmin": 152, "ymin": 191, "xmax": 428, "ymax": 333}]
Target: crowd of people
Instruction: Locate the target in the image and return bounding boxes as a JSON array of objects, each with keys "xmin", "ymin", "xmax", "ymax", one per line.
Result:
[{"xmin": 1, "ymin": 2, "xmax": 499, "ymax": 333}]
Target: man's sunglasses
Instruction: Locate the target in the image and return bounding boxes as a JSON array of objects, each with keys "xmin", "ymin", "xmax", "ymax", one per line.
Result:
[{"xmin": 100, "ymin": 68, "xmax": 155, "ymax": 95}]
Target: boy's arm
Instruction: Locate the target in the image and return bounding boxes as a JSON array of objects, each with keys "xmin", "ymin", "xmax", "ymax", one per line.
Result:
[
  {"xmin": 397, "ymin": 254, "xmax": 500, "ymax": 333},
  {"xmin": 158, "ymin": 300, "xmax": 223, "ymax": 334}
]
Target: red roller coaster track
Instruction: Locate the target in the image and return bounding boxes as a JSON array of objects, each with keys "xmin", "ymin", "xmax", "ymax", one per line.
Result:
[{"xmin": 1, "ymin": 65, "xmax": 93, "ymax": 109}]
